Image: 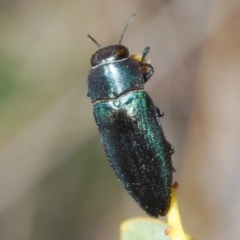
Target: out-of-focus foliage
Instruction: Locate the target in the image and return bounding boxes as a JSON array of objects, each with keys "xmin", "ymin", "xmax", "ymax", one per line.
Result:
[{"xmin": 121, "ymin": 218, "xmax": 170, "ymax": 240}]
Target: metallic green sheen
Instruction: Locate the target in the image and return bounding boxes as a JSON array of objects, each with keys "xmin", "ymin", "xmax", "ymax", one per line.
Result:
[
  {"xmin": 93, "ymin": 91, "xmax": 173, "ymax": 217},
  {"xmin": 87, "ymin": 58, "xmax": 144, "ymax": 103}
]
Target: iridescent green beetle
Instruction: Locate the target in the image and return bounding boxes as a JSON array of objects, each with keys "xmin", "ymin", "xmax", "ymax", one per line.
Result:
[{"xmin": 87, "ymin": 15, "xmax": 174, "ymax": 217}]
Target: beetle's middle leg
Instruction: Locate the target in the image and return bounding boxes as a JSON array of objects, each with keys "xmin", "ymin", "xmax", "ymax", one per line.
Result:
[{"xmin": 156, "ymin": 107, "xmax": 164, "ymax": 117}]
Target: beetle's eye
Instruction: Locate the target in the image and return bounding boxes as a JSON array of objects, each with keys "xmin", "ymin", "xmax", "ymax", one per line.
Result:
[
  {"xmin": 115, "ymin": 47, "xmax": 129, "ymax": 59},
  {"xmin": 91, "ymin": 45, "xmax": 129, "ymax": 67},
  {"xmin": 116, "ymin": 48, "xmax": 125, "ymax": 56}
]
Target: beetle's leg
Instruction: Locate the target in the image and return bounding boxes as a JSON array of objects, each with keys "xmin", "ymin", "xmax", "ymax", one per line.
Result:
[
  {"xmin": 169, "ymin": 144, "xmax": 175, "ymax": 155},
  {"xmin": 165, "ymin": 136, "xmax": 174, "ymax": 155},
  {"xmin": 139, "ymin": 46, "xmax": 154, "ymax": 82},
  {"xmin": 140, "ymin": 62, "xmax": 154, "ymax": 83},
  {"xmin": 169, "ymin": 144, "xmax": 175, "ymax": 172},
  {"xmin": 167, "ymin": 141, "xmax": 175, "ymax": 170},
  {"xmin": 156, "ymin": 107, "xmax": 174, "ymax": 156},
  {"xmin": 156, "ymin": 107, "xmax": 164, "ymax": 117}
]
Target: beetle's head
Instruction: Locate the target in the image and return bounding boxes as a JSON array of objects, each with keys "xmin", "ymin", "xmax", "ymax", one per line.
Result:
[
  {"xmin": 88, "ymin": 14, "xmax": 135, "ymax": 67},
  {"xmin": 90, "ymin": 45, "xmax": 129, "ymax": 67}
]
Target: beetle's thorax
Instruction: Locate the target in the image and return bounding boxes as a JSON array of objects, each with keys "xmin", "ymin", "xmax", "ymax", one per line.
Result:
[{"xmin": 87, "ymin": 48, "xmax": 144, "ymax": 103}]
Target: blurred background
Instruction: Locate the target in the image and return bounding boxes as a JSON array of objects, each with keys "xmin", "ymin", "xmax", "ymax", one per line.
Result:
[{"xmin": 0, "ymin": 0, "xmax": 240, "ymax": 239}]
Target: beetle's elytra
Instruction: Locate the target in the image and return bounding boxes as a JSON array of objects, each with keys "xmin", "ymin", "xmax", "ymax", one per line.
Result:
[{"xmin": 87, "ymin": 15, "xmax": 174, "ymax": 217}]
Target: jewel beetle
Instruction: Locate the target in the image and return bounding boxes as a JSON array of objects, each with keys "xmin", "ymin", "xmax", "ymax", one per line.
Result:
[{"xmin": 87, "ymin": 15, "xmax": 174, "ymax": 217}]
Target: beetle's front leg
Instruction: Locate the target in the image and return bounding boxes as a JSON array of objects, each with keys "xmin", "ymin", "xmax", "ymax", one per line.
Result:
[
  {"xmin": 140, "ymin": 47, "xmax": 154, "ymax": 83},
  {"xmin": 140, "ymin": 62, "xmax": 154, "ymax": 83}
]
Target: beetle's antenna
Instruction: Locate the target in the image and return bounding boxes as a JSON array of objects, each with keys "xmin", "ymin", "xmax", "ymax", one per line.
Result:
[
  {"xmin": 141, "ymin": 46, "xmax": 150, "ymax": 62},
  {"xmin": 118, "ymin": 14, "xmax": 135, "ymax": 45},
  {"xmin": 87, "ymin": 34, "xmax": 102, "ymax": 49}
]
